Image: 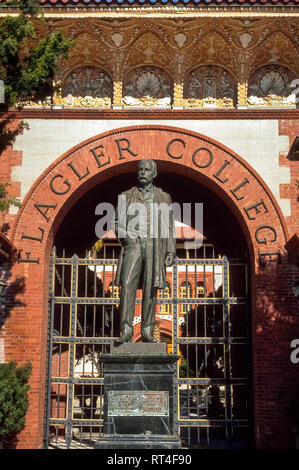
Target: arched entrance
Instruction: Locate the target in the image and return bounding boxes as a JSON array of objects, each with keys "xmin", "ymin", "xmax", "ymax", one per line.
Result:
[
  {"xmin": 48, "ymin": 170, "xmax": 250, "ymax": 448},
  {"xmin": 10, "ymin": 126, "xmax": 288, "ymax": 449}
]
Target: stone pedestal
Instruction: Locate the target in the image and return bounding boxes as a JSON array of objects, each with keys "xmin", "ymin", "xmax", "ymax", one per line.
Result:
[{"xmin": 94, "ymin": 343, "xmax": 181, "ymax": 449}]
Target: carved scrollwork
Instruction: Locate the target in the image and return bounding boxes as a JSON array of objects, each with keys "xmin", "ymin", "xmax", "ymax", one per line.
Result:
[
  {"xmin": 122, "ymin": 66, "xmax": 173, "ymax": 107},
  {"xmin": 183, "ymin": 65, "xmax": 237, "ymax": 108}
]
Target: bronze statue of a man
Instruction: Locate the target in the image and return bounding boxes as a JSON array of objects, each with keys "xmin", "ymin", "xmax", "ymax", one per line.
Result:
[{"xmin": 114, "ymin": 159, "xmax": 176, "ymax": 343}]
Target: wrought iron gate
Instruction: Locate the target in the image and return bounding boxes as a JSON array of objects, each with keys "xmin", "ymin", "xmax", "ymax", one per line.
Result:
[{"xmin": 44, "ymin": 243, "xmax": 250, "ymax": 449}]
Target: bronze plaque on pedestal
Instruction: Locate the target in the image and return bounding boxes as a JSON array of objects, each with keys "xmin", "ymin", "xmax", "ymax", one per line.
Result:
[{"xmin": 108, "ymin": 390, "xmax": 169, "ymax": 417}]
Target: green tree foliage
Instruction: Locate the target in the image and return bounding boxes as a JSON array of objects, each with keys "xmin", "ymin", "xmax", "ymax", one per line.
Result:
[
  {"xmin": 0, "ymin": 182, "xmax": 21, "ymax": 212},
  {"xmin": 0, "ymin": 361, "xmax": 32, "ymax": 445},
  {"xmin": 0, "ymin": 0, "xmax": 74, "ymax": 154}
]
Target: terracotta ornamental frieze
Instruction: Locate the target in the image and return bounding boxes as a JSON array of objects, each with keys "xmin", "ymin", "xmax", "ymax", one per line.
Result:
[{"xmin": 14, "ymin": 17, "xmax": 298, "ymax": 110}]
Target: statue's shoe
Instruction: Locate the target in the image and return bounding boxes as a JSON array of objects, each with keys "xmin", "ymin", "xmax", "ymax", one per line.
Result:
[
  {"xmin": 114, "ymin": 334, "xmax": 132, "ymax": 344},
  {"xmin": 142, "ymin": 334, "xmax": 158, "ymax": 343}
]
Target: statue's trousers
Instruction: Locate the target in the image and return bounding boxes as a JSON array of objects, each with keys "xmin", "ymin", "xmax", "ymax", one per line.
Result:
[{"xmin": 119, "ymin": 238, "xmax": 157, "ymax": 337}]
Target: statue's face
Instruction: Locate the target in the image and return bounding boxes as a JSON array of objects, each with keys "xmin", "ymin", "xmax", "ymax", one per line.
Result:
[{"xmin": 137, "ymin": 160, "xmax": 155, "ymax": 186}]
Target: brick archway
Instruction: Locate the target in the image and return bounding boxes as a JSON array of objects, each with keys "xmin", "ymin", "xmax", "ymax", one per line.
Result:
[
  {"xmin": 7, "ymin": 125, "xmax": 290, "ymax": 448},
  {"xmin": 11, "ymin": 125, "xmax": 288, "ymax": 262}
]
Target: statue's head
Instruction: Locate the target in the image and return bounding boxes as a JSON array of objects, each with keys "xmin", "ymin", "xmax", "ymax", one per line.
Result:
[{"xmin": 137, "ymin": 159, "xmax": 157, "ymax": 186}]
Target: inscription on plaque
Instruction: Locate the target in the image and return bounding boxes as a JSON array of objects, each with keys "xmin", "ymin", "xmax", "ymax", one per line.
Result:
[{"xmin": 108, "ymin": 391, "xmax": 169, "ymax": 417}]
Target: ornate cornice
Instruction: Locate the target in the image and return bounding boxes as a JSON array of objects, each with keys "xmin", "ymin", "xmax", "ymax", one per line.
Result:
[
  {"xmin": 6, "ymin": 107, "xmax": 299, "ymax": 119},
  {"xmin": 1, "ymin": 6, "xmax": 299, "ymax": 18},
  {"xmin": 1, "ymin": 14, "xmax": 298, "ymax": 109}
]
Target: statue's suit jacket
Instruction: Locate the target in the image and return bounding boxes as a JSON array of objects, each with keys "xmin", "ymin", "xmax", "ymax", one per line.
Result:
[{"xmin": 115, "ymin": 185, "xmax": 176, "ymax": 289}]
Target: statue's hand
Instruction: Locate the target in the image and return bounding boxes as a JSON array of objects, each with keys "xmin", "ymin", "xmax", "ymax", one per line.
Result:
[{"xmin": 165, "ymin": 253, "xmax": 176, "ymax": 267}]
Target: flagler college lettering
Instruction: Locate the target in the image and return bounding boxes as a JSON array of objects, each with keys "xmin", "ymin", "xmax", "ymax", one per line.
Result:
[{"xmin": 18, "ymin": 134, "xmax": 280, "ymax": 264}]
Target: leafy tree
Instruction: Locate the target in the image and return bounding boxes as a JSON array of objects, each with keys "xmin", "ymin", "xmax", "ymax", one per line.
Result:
[
  {"xmin": 0, "ymin": 0, "xmax": 74, "ymax": 156},
  {"xmin": 0, "ymin": 360, "xmax": 32, "ymax": 447},
  {"xmin": 0, "ymin": 182, "xmax": 21, "ymax": 212}
]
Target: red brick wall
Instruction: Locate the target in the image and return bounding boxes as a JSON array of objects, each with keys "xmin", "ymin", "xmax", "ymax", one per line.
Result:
[
  {"xmin": 0, "ymin": 145, "xmax": 22, "ymax": 236},
  {"xmin": 279, "ymin": 119, "xmax": 299, "ymax": 237}
]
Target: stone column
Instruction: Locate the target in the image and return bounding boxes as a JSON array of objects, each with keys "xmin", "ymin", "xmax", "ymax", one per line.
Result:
[
  {"xmin": 113, "ymin": 81, "xmax": 123, "ymax": 109},
  {"xmin": 237, "ymin": 82, "xmax": 248, "ymax": 109},
  {"xmin": 173, "ymin": 83, "xmax": 184, "ymax": 108},
  {"xmin": 173, "ymin": 53, "xmax": 184, "ymax": 109}
]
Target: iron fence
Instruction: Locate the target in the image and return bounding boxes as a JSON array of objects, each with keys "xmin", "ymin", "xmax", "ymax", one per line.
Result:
[{"xmin": 44, "ymin": 244, "xmax": 250, "ymax": 449}]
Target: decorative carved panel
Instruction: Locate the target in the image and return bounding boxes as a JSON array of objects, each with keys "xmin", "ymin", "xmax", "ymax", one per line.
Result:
[
  {"xmin": 188, "ymin": 31, "xmax": 235, "ymax": 73},
  {"xmin": 248, "ymin": 64, "xmax": 296, "ymax": 108},
  {"xmin": 183, "ymin": 66, "xmax": 237, "ymax": 108},
  {"xmin": 251, "ymin": 31, "xmax": 297, "ymax": 74},
  {"xmin": 57, "ymin": 66, "xmax": 113, "ymax": 108},
  {"xmin": 122, "ymin": 66, "xmax": 173, "ymax": 107},
  {"xmin": 55, "ymin": 31, "xmax": 113, "ymax": 82},
  {"xmin": 62, "ymin": 67, "xmax": 113, "ymax": 99},
  {"xmin": 124, "ymin": 31, "xmax": 171, "ymax": 73}
]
